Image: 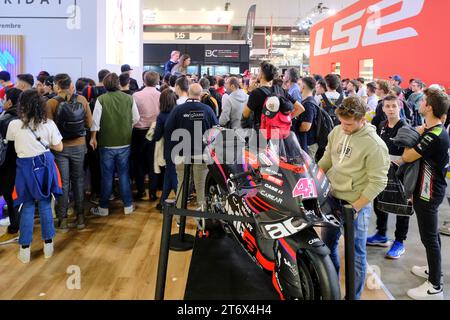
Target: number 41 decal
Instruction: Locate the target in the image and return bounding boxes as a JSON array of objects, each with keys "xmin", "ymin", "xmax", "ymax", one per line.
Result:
[{"xmin": 293, "ymin": 178, "xmax": 318, "ymax": 199}]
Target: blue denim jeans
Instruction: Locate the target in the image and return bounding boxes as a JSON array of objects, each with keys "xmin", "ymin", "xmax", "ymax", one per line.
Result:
[
  {"xmin": 322, "ymin": 201, "xmax": 372, "ymax": 300},
  {"xmin": 99, "ymin": 147, "xmax": 133, "ymax": 209},
  {"xmin": 19, "ymin": 198, "xmax": 55, "ymax": 246},
  {"xmin": 160, "ymin": 162, "xmax": 178, "ymax": 206}
]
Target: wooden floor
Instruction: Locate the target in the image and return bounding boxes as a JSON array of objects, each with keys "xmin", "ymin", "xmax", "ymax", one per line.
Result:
[{"xmin": 0, "ymin": 198, "xmax": 390, "ymax": 300}]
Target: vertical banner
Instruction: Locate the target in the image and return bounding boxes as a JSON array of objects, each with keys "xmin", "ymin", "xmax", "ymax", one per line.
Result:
[
  {"xmin": 244, "ymin": 5, "xmax": 256, "ymax": 49},
  {"xmin": 0, "ymin": 35, "xmax": 23, "ymax": 82},
  {"xmin": 106, "ymin": 0, "xmax": 140, "ymax": 66}
]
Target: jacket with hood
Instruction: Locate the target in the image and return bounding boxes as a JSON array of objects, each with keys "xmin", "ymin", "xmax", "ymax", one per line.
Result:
[
  {"xmin": 219, "ymin": 89, "xmax": 248, "ymax": 129},
  {"xmin": 318, "ymin": 123, "xmax": 390, "ymax": 203}
]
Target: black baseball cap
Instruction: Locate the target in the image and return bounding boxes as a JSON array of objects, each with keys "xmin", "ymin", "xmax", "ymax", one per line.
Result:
[{"xmin": 121, "ymin": 64, "xmax": 133, "ymax": 72}]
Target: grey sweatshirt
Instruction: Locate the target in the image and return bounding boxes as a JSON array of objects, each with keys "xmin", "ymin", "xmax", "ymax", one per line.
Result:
[{"xmin": 219, "ymin": 89, "xmax": 248, "ymax": 129}]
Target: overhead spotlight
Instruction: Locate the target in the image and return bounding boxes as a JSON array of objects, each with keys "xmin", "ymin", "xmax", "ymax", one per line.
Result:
[{"xmin": 328, "ymin": 9, "xmax": 337, "ymax": 16}]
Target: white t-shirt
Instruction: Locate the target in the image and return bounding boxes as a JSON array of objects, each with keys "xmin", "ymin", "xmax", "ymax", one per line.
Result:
[
  {"xmin": 357, "ymin": 87, "xmax": 368, "ymax": 98},
  {"xmin": 6, "ymin": 119, "xmax": 62, "ymax": 158}
]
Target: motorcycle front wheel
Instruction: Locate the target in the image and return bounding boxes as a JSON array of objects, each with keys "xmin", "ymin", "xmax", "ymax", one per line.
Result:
[{"xmin": 282, "ymin": 250, "xmax": 340, "ymax": 300}]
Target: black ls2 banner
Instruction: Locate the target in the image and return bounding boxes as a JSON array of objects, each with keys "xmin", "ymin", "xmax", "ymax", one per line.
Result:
[{"xmin": 244, "ymin": 4, "xmax": 256, "ymax": 49}]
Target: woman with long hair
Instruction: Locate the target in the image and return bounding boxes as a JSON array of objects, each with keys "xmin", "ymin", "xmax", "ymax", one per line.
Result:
[
  {"xmin": 171, "ymin": 54, "xmax": 191, "ymax": 76},
  {"xmin": 153, "ymin": 89, "xmax": 178, "ymax": 211},
  {"xmin": 6, "ymin": 89, "xmax": 63, "ymax": 264}
]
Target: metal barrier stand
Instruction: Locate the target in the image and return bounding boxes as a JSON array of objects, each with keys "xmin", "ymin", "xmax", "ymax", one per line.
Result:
[
  {"xmin": 343, "ymin": 204, "xmax": 356, "ymax": 301},
  {"xmin": 169, "ymin": 163, "xmax": 195, "ymax": 252}
]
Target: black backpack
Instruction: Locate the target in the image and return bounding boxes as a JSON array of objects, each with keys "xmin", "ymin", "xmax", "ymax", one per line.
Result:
[
  {"xmin": 321, "ymin": 93, "xmax": 344, "ymax": 126},
  {"xmin": 0, "ymin": 133, "xmax": 7, "ymax": 167},
  {"xmin": 54, "ymin": 94, "xmax": 86, "ymax": 140},
  {"xmin": 0, "ymin": 111, "xmax": 17, "ymax": 167},
  {"xmin": 314, "ymin": 104, "xmax": 335, "ymax": 162}
]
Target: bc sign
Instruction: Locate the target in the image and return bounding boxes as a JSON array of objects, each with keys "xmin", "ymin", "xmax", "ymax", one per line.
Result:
[{"xmin": 0, "ymin": 50, "xmax": 15, "ymax": 71}]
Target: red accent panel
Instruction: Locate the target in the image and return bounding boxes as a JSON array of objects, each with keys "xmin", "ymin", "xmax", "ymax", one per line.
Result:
[
  {"xmin": 310, "ymin": 0, "xmax": 450, "ymax": 90},
  {"xmin": 272, "ymin": 272, "xmax": 285, "ymax": 300}
]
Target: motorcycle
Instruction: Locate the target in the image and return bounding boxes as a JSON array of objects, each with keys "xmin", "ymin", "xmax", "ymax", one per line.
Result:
[{"xmin": 203, "ymin": 128, "xmax": 341, "ymax": 300}]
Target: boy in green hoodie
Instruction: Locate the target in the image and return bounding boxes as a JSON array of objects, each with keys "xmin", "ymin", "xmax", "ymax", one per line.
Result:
[{"xmin": 319, "ymin": 96, "xmax": 390, "ymax": 300}]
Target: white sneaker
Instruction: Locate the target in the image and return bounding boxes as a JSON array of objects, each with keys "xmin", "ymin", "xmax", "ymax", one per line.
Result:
[
  {"xmin": 124, "ymin": 205, "xmax": 135, "ymax": 215},
  {"xmin": 411, "ymin": 266, "xmax": 444, "ymax": 283},
  {"xmin": 43, "ymin": 242, "xmax": 54, "ymax": 259},
  {"xmin": 18, "ymin": 247, "xmax": 31, "ymax": 264},
  {"xmin": 90, "ymin": 207, "xmax": 109, "ymax": 217},
  {"xmin": 407, "ymin": 281, "xmax": 444, "ymax": 300},
  {"xmin": 411, "ymin": 266, "xmax": 429, "ymax": 279},
  {"xmin": 0, "ymin": 217, "xmax": 10, "ymax": 227}
]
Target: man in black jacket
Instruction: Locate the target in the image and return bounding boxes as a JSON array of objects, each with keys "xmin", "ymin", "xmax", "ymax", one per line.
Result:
[
  {"xmin": 121, "ymin": 64, "xmax": 139, "ymax": 93},
  {"xmin": 0, "ymin": 88, "xmax": 22, "ymax": 245}
]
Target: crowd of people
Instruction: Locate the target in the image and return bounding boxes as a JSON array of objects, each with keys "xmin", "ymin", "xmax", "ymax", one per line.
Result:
[{"xmin": 0, "ymin": 51, "xmax": 449, "ymax": 300}]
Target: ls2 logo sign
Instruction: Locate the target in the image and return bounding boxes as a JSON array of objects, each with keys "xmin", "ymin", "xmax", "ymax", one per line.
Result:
[{"xmin": 313, "ymin": 0, "xmax": 425, "ymax": 56}]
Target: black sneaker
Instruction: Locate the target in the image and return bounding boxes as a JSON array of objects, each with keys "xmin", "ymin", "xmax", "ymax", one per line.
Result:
[
  {"xmin": 135, "ymin": 192, "xmax": 147, "ymax": 201},
  {"xmin": 149, "ymin": 194, "xmax": 158, "ymax": 202}
]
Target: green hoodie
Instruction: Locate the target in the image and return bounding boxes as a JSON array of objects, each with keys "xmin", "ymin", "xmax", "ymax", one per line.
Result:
[{"xmin": 318, "ymin": 123, "xmax": 390, "ymax": 203}]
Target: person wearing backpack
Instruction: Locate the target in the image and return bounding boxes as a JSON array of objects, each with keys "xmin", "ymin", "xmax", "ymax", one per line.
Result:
[
  {"xmin": 367, "ymin": 95, "xmax": 410, "ymax": 259},
  {"xmin": 81, "ymin": 70, "xmax": 110, "ymax": 205},
  {"xmin": 242, "ymin": 61, "xmax": 304, "ymax": 133},
  {"xmin": 294, "ymin": 77, "xmax": 318, "ymax": 158},
  {"xmin": 0, "ymin": 88, "xmax": 22, "ymax": 245},
  {"xmin": 199, "ymin": 78, "xmax": 219, "ymax": 116},
  {"xmin": 321, "ymin": 74, "xmax": 344, "ymax": 126},
  {"xmin": 208, "ymin": 76, "xmax": 223, "ymax": 116},
  {"xmin": 47, "ymin": 74, "xmax": 93, "ymax": 232}
]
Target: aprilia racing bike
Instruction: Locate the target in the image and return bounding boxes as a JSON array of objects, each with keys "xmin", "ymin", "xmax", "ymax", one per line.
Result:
[{"xmin": 204, "ymin": 128, "xmax": 341, "ymax": 300}]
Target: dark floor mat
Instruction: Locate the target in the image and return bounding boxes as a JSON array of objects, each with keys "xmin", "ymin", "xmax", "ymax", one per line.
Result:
[{"xmin": 184, "ymin": 228, "xmax": 279, "ymax": 300}]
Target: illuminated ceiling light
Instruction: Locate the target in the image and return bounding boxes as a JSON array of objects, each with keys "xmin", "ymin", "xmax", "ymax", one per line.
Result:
[
  {"xmin": 201, "ymin": 8, "xmax": 206, "ymax": 12},
  {"xmin": 328, "ymin": 9, "xmax": 337, "ymax": 16},
  {"xmin": 179, "ymin": 8, "xmax": 184, "ymax": 12}
]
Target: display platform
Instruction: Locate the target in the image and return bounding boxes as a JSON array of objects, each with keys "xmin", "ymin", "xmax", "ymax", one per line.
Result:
[{"xmin": 184, "ymin": 227, "xmax": 279, "ymax": 300}]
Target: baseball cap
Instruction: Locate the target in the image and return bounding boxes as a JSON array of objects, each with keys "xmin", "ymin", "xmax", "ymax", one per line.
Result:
[
  {"xmin": 263, "ymin": 96, "xmax": 281, "ymax": 119},
  {"xmin": 262, "ymin": 96, "xmax": 294, "ymax": 119},
  {"xmin": 121, "ymin": 64, "xmax": 133, "ymax": 72},
  {"xmin": 0, "ymin": 71, "xmax": 11, "ymax": 82},
  {"xmin": 389, "ymin": 75, "xmax": 403, "ymax": 84}
]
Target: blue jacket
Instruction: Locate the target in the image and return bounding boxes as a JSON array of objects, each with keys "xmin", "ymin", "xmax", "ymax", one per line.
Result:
[{"xmin": 13, "ymin": 151, "xmax": 63, "ymax": 205}]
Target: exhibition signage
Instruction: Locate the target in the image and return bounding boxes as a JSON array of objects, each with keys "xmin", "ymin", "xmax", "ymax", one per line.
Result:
[
  {"xmin": 310, "ymin": 0, "xmax": 450, "ymax": 89},
  {"xmin": 0, "ymin": 0, "xmax": 77, "ymax": 19},
  {"xmin": 244, "ymin": 5, "xmax": 256, "ymax": 49}
]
